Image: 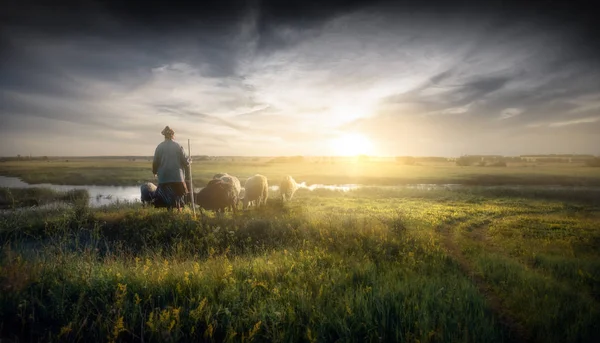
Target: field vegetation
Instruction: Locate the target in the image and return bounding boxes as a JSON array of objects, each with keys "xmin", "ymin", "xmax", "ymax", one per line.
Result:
[
  {"xmin": 1, "ymin": 183, "xmax": 599, "ymax": 342},
  {"xmin": 1, "ymin": 158, "xmax": 599, "ymax": 187},
  {"xmin": 0, "ymin": 188, "xmax": 89, "ymax": 210}
]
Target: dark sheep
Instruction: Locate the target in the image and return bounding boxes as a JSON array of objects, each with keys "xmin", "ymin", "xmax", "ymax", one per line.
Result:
[
  {"xmin": 213, "ymin": 173, "xmax": 228, "ymax": 179},
  {"xmin": 140, "ymin": 182, "xmax": 157, "ymax": 205},
  {"xmin": 194, "ymin": 179, "xmax": 238, "ymax": 214},
  {"xmin": 212, "ymin": 173, "xmax": 242, "ymax": 209}
]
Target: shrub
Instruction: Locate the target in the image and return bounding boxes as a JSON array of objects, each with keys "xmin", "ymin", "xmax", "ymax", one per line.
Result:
[
  {"xmin": 585, "ymin": 157, "xmax": 600, "ymax": 167},
  {"xmin": 488, "ymin": 161, "xmax": 507, "ymax": 167},
  {"xmin": 456, "ymin": 156, "xmax": 479, "ymax": 166}
]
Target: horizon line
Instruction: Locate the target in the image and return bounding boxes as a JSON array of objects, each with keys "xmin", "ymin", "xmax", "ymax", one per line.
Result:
[{"xmin": 2, "ymin": 154, "xmax": 599, "ymax": 159}]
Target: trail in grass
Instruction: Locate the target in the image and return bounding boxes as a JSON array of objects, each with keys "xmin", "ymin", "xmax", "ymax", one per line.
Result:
[
  {"xmin": 437, "ymin": 225, "xmax": 530, "ymax": 343},
  {"xmin": 462, "ymin": 218, "xmax": 600, "ymax": 307}
]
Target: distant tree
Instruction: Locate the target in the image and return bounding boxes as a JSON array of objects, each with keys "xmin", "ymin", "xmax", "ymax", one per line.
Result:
[{"xmin": 456, "ymin": 155, "xmax": 479, "ymax": 166}]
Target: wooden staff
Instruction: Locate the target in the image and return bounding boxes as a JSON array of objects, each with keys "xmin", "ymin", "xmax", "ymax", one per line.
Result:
[{"xmin": 188, "ymin": 139, "xmax": 196, "ymax": 218}]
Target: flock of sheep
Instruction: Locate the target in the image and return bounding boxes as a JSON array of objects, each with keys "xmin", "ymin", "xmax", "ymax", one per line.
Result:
[{"xmin": 140, "ymin": 173, "xmax": 299, "ymax": 213}]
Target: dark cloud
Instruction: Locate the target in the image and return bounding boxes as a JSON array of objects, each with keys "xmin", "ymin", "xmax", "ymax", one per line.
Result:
[
  {"xmin": 1, "ymin": 0, "xmax": 599, "ymax": 156},
  {"xmin": 154, "ymin": 105, "xmax": 246, "ymax": 131},
  {"xmin": 444, "ymin": 76, "xmax": 510, "ymax": 105}
]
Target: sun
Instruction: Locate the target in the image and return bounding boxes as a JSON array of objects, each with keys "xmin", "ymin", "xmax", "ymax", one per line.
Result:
[{"xmin": 329, "ymin": 133, "xmax": 374, "ymax": 157}]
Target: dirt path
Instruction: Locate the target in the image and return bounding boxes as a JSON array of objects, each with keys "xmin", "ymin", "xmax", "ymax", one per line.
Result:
[{"xmin": 438, "ymin": 226, "xmax": 532, "ymax": 343}]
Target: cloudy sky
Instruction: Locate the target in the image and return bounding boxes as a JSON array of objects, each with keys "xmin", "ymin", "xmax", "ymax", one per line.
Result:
[{"xmin": 1, "ymin": 0, "xmax": 599, "ymax": 157}]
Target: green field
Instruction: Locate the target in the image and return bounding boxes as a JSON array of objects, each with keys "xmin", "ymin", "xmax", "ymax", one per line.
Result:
[
  {"xmin": 1, "ymin": 158, "xmax": 600, "ymax": 186},
  {"xmin": 1, "ymin": 183, "xmax": 599, "ymax": 342}
]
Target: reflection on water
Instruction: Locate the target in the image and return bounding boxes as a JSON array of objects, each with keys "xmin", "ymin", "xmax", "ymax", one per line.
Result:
[
  {"xmin": 269, "ymin": 182, "xmax": 362, "ymax": 192},
  {"xmin": 1, "ymin": 176, "xmax": 374, "ymax": 208},
  {"xmin": 2, "ymin": 175, "xmax": 598, "ymax": 208}
]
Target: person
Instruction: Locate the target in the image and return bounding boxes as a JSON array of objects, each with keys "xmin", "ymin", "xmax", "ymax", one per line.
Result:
[{"xmin": 152, "ymin": 126, "xmax": 191, "ymax": 211}]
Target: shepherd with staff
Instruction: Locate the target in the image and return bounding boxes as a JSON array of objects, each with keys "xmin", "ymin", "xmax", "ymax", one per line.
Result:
[{"xmin": 152, "ymin": 126, "xmax": 192, "ymax": 212}]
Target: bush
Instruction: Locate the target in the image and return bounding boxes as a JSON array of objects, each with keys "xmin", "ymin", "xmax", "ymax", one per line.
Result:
[
  {"xmin": 585, "ymin": 157, "xmax": 600, "ymax": 167},
  {"xmin": 488, "ymin": 161, "xmax": 507, "ymax": 167},
  {"xmin": 456, "ymin": 156, "xmax": 480, "ymax": 166}
]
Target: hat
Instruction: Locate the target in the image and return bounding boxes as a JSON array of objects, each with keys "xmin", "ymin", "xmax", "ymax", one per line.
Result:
[{"xmin": 161, "ymin": 126, "xmax": 175, "ymax": 137}]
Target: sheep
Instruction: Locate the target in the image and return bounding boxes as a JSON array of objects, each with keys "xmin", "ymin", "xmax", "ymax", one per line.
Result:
[
  {"xmin": 140, "ymin": 182, "xmax": 157, "ymax": 205},
  {"xmin": 194, "ymin": 179, "xmax": 238, "ymax": 214},
  {"xmin": 279, "ymin": 175, "xmax": 299, "ymax": 202},
  {"xmin": 241, "ymin": 174, "xmax": 268, "ymax": 209},
  {"xmin": 213, "ymin": 173, "xmax": 242, "ymax": 197},
  {"xmin": 213, "ymin": 173, "xmax": 242, "ymax": 209}
]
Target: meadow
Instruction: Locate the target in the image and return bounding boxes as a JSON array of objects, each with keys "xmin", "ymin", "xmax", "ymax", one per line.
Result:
[
  {"xmin": 1, "ymin": 157, "xmax": 600, "ymax": 187},
  {"xmin": 1, "ymin": 159, "xmax": 599, "ymax": 342}
]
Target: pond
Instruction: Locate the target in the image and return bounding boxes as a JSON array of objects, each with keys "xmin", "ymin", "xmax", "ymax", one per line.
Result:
[
  {"xmin": 2, "ymin": 175, "xmax": 597, "ymax": 208},
  {"xmin": 0, "ymin": 175, "xmax": 141, "ymax": 207},
  {"xmin": 0, "ymin": 176, "xmax": 371, "ymax": 208}
]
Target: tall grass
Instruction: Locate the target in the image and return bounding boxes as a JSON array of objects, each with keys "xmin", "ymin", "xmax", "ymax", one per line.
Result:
[
  {"xmin": 0, "ymin": 187, "xmax": 89, "ymax": 209},
  {"xmin": 1, "ymin": 186, "xmax": 599, "ymax": 342}
]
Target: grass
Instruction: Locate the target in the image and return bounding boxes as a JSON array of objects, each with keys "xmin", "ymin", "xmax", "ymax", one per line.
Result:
[
  {"xmin": 0, "ymin": 187, "xmax": 89, "ymax": 209},
  {"xmin": 1, "ymin": 158, "xmax": 600, "ymax": 186},
  {"xmin": 0, "ymin": 184, "xmax": 599, "ymax": 342}
]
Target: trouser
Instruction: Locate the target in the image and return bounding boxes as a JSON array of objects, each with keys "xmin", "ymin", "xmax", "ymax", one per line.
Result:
[{"xmin": 155, "ymin": 182, "xmax": 188, "ymax": 210}]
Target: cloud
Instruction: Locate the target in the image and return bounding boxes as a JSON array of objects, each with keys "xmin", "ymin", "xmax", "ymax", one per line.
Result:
[
  {"xmin": 548, "ymin": 116, "xmax": 600, "ymax": 127},
  {"xmin": 500, "ymin": 108, "xmax": 524, "ymax": 119},
  {"xmin": 1, "ymin": 0, "xmax": 599, "ymax": 156}
]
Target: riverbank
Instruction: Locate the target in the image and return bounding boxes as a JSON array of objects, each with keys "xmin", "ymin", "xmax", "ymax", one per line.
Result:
[
  {"xmin": 1, "ymin": 159, "xmax": 599, "ymax": 187},
  {"xmin": 0, "ymin": 187, "xmax": 89, "ymax": 209}
]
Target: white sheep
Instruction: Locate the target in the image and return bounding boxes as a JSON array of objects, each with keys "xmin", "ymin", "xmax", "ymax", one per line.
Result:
[
  {"xmin": 212, "ymin": 173, "xmax": 228, "ymax": 179},
  {"xmin": 241, "ymin": 174, "xmax": 268, "ymax": 209},
  {"xmin": 279, "ymin": 175, "xmax": 299, "ymax": 202}
]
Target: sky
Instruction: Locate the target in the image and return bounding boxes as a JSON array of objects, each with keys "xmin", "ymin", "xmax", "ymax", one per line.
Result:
[{"xmin": 1, "ymin": 0, "xmax": 599, "ymax": 157}]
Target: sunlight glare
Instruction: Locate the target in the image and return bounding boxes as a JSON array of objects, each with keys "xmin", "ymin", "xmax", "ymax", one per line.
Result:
[{"xmin": 329, "ymin": 133, "xmax": 374, "ymax": 156}]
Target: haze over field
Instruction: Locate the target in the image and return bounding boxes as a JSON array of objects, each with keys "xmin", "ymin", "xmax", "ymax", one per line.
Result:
[{"xmin": 1, "ymin": 0, "xmax": 599, "ymax": 157}]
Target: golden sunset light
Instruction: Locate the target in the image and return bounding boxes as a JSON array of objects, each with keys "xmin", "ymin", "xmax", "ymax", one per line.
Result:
[{"xmin": 329, "ymin": 133, "xmax": 374, "ymax": 156}]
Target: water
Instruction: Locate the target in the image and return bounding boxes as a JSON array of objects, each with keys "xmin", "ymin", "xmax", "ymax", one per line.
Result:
[
  {"xmin": 2, "ymin": 175, "xmax": 597, "ymax": 208},
  {"xmin": 269, "ymin": 182, "xmax": 363, "ymax": 192},
  {"xmin": 269, "ymin": 182, "xmax": 465, "ymax": 192},
  {"xmin": 0, "ymin": 176, "xmax": 369, "ymax": 208},
  {"xmin": 0, "ymin": 175, "xmax": 141, "ymax": 207}
]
